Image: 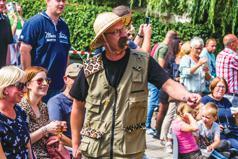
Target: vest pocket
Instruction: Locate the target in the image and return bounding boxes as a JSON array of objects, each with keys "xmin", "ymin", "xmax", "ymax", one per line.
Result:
[
  {"xmin": 80, "ymin": 120, "xmax": 106, "ymax": 158},
  {"xmin": 123, "ymin": 129, "xmax": 146, "ymax": 154},
  {"xmin": 122, "ymin": 91, "xmax": 147, "ymax": 153},
  {"xmin": 123, "ymin": 91, "xmax": 147, "ymax": 129},
  {"xmin": 85, "ymin": 96, "xmax": 101, "ymax": 113},
  {"xmin": 80, "ymin": 136, "xmax": 101, "ymax": 158}
]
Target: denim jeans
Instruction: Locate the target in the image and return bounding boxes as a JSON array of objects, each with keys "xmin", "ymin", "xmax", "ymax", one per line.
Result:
[
  {"xmin": 226, "ymin": 138, "xmax": 238, "ymax": 150},
  {"xmin": 146, "ymin": 83, "xmax": 160, "ymax": 128},
  {"xmin": 211, "ymin": 150, "xmax": 227, "ymax": 159}
]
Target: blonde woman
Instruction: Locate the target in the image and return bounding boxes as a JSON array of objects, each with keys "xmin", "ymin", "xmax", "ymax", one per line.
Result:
[
  {"xmin": 18, "ymin": 66, "xmax": 67, "ymax": 158},
  {"xmin": 0, "ymin": 66, "xmax": 34, "ymax": 158}
]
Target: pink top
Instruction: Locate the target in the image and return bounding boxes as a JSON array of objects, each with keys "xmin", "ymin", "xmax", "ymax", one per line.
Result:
[{"xmin": 171, "ymin": 118, "xmax": 199, "ymax": 154}]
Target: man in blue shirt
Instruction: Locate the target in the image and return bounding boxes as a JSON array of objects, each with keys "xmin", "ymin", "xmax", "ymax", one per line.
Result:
[
  {"xmin": 200, "ymin": 38, "xmax": 217, "ymax": 93},
  {"xmin": 47, "ymin": 63, "xmax": 82, "ymax": 138},
  {"xmin": 200, "ymin": 38, "xmax": 217, "ymax": 78},
  {"xmin": 19, "ymin": 0, "xmax": 70, "ymax": 101}
]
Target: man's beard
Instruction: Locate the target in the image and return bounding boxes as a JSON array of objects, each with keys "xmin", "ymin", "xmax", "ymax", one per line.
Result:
[{"xmin": 118, "ymin": 36, "xmax": 128, "ymax": 49}]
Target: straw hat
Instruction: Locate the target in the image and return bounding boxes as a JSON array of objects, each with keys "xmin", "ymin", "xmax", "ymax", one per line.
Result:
[{"xmin": 90, "ymin": 12, "xmax": 124, "ymax": 49}]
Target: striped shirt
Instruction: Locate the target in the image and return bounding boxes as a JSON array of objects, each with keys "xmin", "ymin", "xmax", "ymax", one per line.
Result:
[{"xmin": 216, "ymin": 48, "xmax": 238, "ymax": 94}]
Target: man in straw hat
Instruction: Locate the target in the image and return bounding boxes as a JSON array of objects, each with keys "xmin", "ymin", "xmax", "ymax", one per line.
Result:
[{"xmin": 70, "ymin": 12, "xmax": 201, "ymax": 159}]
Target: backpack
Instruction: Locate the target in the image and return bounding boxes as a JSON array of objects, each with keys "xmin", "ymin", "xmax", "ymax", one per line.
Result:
[{"xmin": 150, "ymin": 43, "xmax": 159, "ymax": 57}]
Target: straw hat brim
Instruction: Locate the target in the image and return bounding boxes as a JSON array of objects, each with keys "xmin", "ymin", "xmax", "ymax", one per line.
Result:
[{"xmin": 90, "ymin": 16, "xmax": 123, "ymax": 49}]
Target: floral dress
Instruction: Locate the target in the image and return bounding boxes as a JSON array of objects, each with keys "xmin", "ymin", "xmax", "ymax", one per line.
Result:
[
  {"xmin": 19, "ymin": 97, "xmax": 50, "ymax": 159},
  {"xmin": 0, "ymin": 105, "xmax": 30, "ymax": 158}
]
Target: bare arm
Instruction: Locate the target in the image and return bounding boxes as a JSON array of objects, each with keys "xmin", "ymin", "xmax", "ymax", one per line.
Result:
[
  {"xmin": 162, "ymin": 79, "xmax": 190, "ymax": 101},
  {"xmin": 59, "ymin": 133, "xmax": 72, "ymax": 147},
  {"xmin": 26, "ymin": 141, "xmax": 34, "ymax": 159},
  {"xmin": 30, "ymin": 126, "xmax": 48, "ymax": 144},
  {"xmin": 20, "ymin": 42, "xmax": 32, "ymax": 70},
  {"xmin": 10, "ymin": 13, "xmax": 18, "ymax": 36},
  {"xmin": 134, "ymin": 24, "xmax": 144, "ymax": 47},
  {"xmin": 180, "ymin": 113, "xmax": 198, "ymax": 132},
  {"xmin": 71, "ymin": 99, "xmax": 85, "ymax": 158},
  {"xmin": 207, "ymin": 134, "xmax": 220, "ymax": 151},
  {"xmin": 158, "ymin": 58, "xmax": 165, "ymax": 68},
  {"xmin": 190, "ymin": 58, "xmax": 207, "ymax": 74},
  {"xmin": 0, "ymin": 143, "xmax": 6, "ymax": 159},
  {"xmin": 141, "ymin": 24, "xmax": 152, "ymax": 53},
  {"xmin": 162, "ymin": 79, "xmax": 201, "ymax": 105},
  {"xmin": 31, "ymin": 121, "xmax": 65, "ymax": 144}
]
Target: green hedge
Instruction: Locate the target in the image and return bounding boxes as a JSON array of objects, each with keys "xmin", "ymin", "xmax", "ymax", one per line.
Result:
[{"xmin": 15, "ymin": 0, "xmax": 222, "ymax": 52}]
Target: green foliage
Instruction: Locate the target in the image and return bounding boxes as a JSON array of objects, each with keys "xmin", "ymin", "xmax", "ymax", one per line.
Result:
[
  {"xmin": 143, "ymin": 0, "xmax": 238, "ymax": 36},
  {"xmin": 133, "ymin": 12, "xmax": 213, "ymax": 44},
  {"xmin": 15, "ymin": 0, "xmax": 111, "ymax": 51},
  {"xmin": 63, "ymin": 4, "xmax": 111, "ymax": 50},
  {"xmin": 15, "ymin": 0, "xmax": 46, "ymax": 18},
  {"xmin": 68, "ymin": 0, "xmax": 129, "ymax": 7},
  {"xmin": 14, "ymin": 0, "xmax": 220, "ymax": 51}
]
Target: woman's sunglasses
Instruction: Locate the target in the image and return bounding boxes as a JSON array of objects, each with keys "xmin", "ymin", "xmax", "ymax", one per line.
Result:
[
  {"xmin": 67, "ymin": 75, "xmax": 77, "ymax": 80},
  {"xmin": 31, "ymin": 78, "xmax": 51, "ymax": 85},
  {"xmin": 10, "ymin": 82, "xmax": 26, "ymax": 91}
]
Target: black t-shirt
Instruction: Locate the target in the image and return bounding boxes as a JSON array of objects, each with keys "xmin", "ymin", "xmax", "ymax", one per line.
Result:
[
  {"xmin": 70, "ymin": 49, "xmax": 169, "ymax": 101},
  {"xmin": 0, "ymin": 14, "xmax": 13, "ymax": 68}
]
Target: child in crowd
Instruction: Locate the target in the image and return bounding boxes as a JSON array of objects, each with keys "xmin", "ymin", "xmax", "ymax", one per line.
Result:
[
  {"xmin": 197, "ymin": 102, "xmax": 227, "ymax": 159},
  {"xmin": 171, "ymin": 102, "xmax": 207, "ymax": 159}
]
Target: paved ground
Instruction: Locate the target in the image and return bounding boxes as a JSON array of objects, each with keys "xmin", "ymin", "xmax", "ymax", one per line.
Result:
[
  {"xmin": 145, "ymin": 114, "xmax": 173, "ymax": 159},
  {"xmin": 145, "ymin": 133, "xmax": 173, "ymax": 159}
]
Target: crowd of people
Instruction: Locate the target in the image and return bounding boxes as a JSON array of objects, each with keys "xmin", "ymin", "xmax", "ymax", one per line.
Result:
[{"xmin": 0, "ymin": 0, "xmax": 238, "ymax": 158}]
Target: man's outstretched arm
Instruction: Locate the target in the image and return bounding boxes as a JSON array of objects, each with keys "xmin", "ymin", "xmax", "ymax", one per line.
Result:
[{"xmin": 162, "ymin": 79, "xmax": 201, "ymax": 106}]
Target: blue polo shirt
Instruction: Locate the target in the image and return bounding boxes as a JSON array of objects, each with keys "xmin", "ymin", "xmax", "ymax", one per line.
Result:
[
  {"xmin": 19, "ymin": 11, "xmax": 71, "ymax": 90},
  {"xmin": 47, "ymin": 93, "xmax": 73, "ymax": 138}
]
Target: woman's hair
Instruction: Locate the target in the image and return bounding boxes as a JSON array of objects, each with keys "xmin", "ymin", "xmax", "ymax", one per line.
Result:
[
  {"xmin": 204, "ymin": 102, "xmax": 218, "ymax": 118},
  {"xmin": 177, "ymin": 41, "xmax": 191, "ymax": 58},
  {"xmin": 24, "ymin": 66, "xmax": 48, "ymax": 100},
  {"xmin": 177, "ymin": 102, "xmax": 194, "ymax": 117},
  {"xmin": 164, "ymin": 38, "xmax": 181, "ymax": 63},
  {"xmin": 209, "ymin": 77, "xmax": 228, "ymax": 93},
  {"xmin": 190, "ymin": 37, "xmax": 204, "ymax": 48},
  {"xmin": 0, "ymin": 66, "xmax": 25, "ymax": 99},
  {"xmin": 25, "ymin": 66, "xmax": 48, "ymax": 83}
]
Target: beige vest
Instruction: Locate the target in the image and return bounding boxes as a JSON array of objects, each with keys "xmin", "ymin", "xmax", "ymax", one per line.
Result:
[{"xmin": 80, "ymin": 49, "xmax": 149, "ymax": 158}]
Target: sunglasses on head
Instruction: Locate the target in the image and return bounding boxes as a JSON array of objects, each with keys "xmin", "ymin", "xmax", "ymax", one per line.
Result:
[
  {"xmin": 31, "ymin": 78, "xmax": 51, "ymax": 85},
  {"xmin": 10, "ymin": 82, "xmax": 26, "ymax": 91}
]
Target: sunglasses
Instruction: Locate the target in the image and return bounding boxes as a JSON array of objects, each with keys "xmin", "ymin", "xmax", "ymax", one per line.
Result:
[
  {"xmin": 31, "ymin": 78, "xmax": 51, "ymax": 85},
  {"xmin": 105, "ymin": 27, "xmax": 126, "ymax": 36},
  {"xmin": 67, "ymin": 75, "xmax": 77, "ymax": 80},
  {"xmin": 10, "ymin": 82, "xmax": 26, "ymax": 91}
]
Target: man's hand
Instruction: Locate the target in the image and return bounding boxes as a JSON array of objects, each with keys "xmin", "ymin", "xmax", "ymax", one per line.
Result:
[
  {"xmin": 72, "ymin": 146, "xmax": 81, "ymax": 159},
  {"xmin": 185, "ymin": 93, "xmax": 201, "ymax": 107},
  {"xmin": 198, "ymin": 58, "xmax": 208, "ymax": 66},
  {"xmin": 207, "ymin": 145, "xmax": 214, "ymax": 152},
  {"xmin": 143, "ymin": 24, "xmax": 152, "ymax": 38}
]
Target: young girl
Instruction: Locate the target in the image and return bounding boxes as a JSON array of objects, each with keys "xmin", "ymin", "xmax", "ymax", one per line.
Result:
[{"xmin": 171, "ymin": 102, "xmax": 206, "ymax": 159}]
